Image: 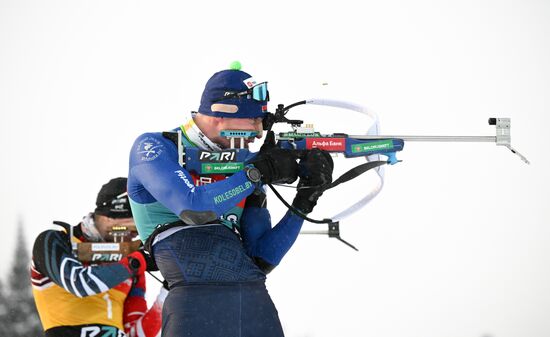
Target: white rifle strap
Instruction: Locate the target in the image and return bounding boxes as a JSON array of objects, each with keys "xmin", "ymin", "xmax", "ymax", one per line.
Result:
[{"xmin": 306, "ymin": 98, "xmax": 385, "ymax": 221}]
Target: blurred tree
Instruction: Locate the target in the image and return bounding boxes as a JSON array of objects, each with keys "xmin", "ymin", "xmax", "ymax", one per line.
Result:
[
  {"xmin": 0, "ymin": 279, "xmax": 11, "ymax": 335},
  {"xmin": 5, "ymin": 219, "xmax": 43, "ymax": 336}
]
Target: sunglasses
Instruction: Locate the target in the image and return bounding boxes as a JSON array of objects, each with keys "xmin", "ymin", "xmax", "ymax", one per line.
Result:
[{"xmin": 212, "ymin": 82, "xmax": 269, "ymax": 103}]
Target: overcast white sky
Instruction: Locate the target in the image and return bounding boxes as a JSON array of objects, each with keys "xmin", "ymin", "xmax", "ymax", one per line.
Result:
[{"xmin": 1, "ymin": 0, "xmax": 549, "ymax": 336}]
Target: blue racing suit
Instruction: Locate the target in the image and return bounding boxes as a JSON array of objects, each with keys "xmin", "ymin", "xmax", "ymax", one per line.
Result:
[{"xmin": 128, "ymin": 126, "xmax": 304, "ymax": 337}]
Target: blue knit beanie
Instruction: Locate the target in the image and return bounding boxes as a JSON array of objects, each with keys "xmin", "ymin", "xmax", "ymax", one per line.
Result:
[{"xmin": 197, "ymin": 65, "xmax": 268, "ymax": 118}]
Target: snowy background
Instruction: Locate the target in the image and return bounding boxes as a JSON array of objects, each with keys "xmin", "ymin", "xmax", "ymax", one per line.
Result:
[{"xmin": 1, "ymin": 1, "xmax": 549, "ymax": 336}]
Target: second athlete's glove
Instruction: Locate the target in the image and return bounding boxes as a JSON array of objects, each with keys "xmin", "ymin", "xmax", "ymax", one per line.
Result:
[
  {"xmin": 120, "ymin": 250, "xmax": 147, "ymax": 276},
  {"xmin": 292, "ymin": 148, "xmax": 334, "ymax": 214}
]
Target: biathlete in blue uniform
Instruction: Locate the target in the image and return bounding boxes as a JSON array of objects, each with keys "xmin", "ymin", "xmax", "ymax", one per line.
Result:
[{"xmin": 128, "ymin": 63, "xmax": 333, "ymax": 337}]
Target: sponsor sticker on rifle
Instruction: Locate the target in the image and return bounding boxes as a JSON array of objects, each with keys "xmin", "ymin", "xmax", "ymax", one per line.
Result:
[
  {"xmin": 306, "ymin": 138, "xmax": 346, "ymax": 151},
  {"xmin": 280, "ymin": 132, "xmax": 322, "ymax": 138},
  {"xmin": 92, "ymin": 253, "xmax": 124, "ymax": 262},
  {"xmin": 91, "ymin": 243, "xmax": 120, "ymax": 251},
  {"xmin": 351, "ymin": 140, "xmax": 394, "ymax": 153}
]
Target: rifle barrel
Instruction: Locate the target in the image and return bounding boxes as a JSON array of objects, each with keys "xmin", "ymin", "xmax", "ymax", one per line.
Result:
[{"xmin": 348, "ymin": 135, "xmax": 497, "ymax": 143}]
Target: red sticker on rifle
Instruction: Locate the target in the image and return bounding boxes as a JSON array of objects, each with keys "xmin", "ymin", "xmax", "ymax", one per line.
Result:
[{"xmin": 306, "ymin": 138, "xmax": 346, "ymax": 151}]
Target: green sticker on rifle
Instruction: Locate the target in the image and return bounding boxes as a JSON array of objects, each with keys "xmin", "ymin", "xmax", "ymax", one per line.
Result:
[
  {"xmin": 280, "ymin": 132, "xmax": 322, "ymax": 138},
  {"xmin": 202, "ymin": 162, "xmax": 244, "ymax": 173},
  {"xmin": 351, "ymin": 140, "xmax": 394, "ymax": 153}
]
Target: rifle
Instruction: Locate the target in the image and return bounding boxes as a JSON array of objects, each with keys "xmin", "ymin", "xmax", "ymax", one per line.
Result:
[
  {"xmin": 263, "ymin": 99, "xmax": 529, "ymax": 165},
  {"xmin": 180, "ymin": 98, "xmax": 529, "ymax": 250},
  {"xmin": 262, "ymin": 99, "xmax": 529, "ymax": 249},
  {"xmin": 54, "ymin": 221, "xmax": 141, "ymax": 262}
]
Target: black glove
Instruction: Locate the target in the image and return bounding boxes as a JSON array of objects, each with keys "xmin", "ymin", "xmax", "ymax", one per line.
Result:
[
  {"xmin": 250, "ymin": 131, "xmax": 299, "ymax": 184},
  {"xmin": 292, "ymin": 148, "xmax": 334, "ymax": 214},
  {"xmin": 136, "ymin": 246, "xmax": 158, "ymax": 272}
]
